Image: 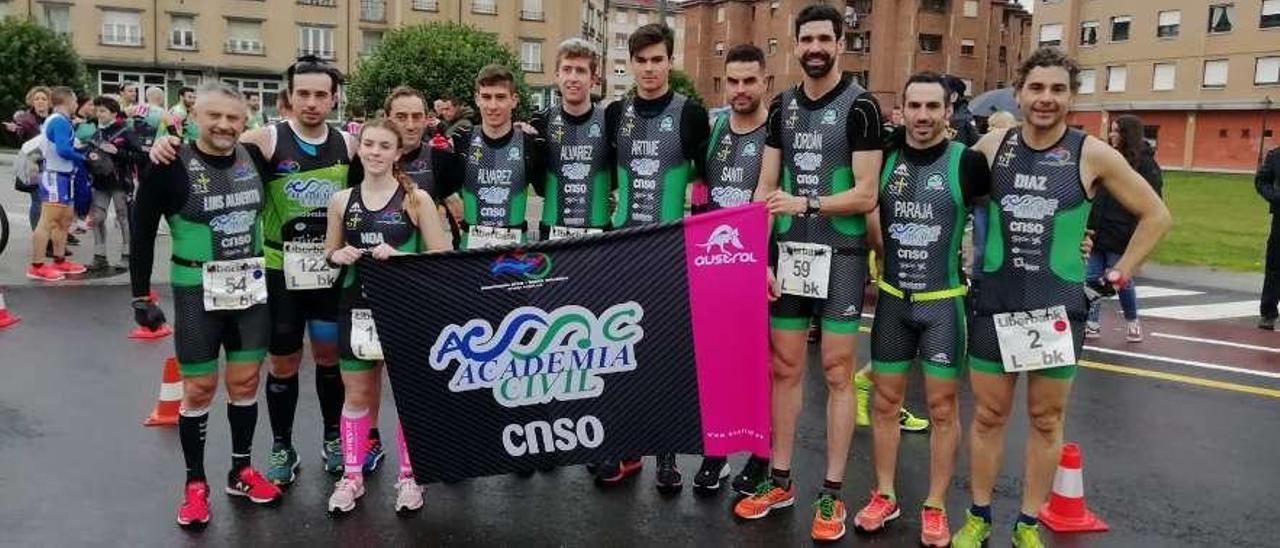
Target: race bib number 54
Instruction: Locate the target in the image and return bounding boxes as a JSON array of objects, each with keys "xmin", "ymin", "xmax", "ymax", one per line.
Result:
[
  {"xmin": 993, "ymin": 305, "xmax": 1077, "ymax": 373},
  {"xmin": 777, "ymin": 242, "xmax": 832, "ymax": 299},
  {"xmin": 202, "ymin": 257, "xmax": 267, "ymax": 311},
  {"xmin": 283, "ymin": 241, "xmax": 338, "ymax": 290}
]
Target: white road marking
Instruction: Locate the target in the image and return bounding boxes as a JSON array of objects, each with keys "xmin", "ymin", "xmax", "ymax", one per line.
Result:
[
  {"xmin": 1141, "ymin": 301, "xmax": 1258, "ymax": 321},
  {"xmin": 1082, "ymin": 345, "xmax": 1280, "ymax": 380},
  {"xmin": 1133, "ymin": 286, "xmax": 1203, "ymax": 299},
  {"xmin": 1150, "ymin": 332, "xmax": 1280, "ymax": 354}
]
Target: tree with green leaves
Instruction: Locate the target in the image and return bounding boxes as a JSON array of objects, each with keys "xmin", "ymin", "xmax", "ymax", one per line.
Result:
[
  {"xmin": 348, "ymin": 22, "xmax": 532, "ymax": 120},
  {"xmin": 0, "ymin": 18, "xmax": 86, "ymax": 145},
  {"xmin": 628, "ymin": 69, "xmax": 704, "ymax": 105}
]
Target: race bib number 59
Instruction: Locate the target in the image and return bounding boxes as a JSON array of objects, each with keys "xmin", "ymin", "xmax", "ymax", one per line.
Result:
[
  {"xmin": 777, "ymin": 241, "xmax": 832, "ymax": 299},
  {"xmin": 202, "ymin": 257, "xmax": 267, "ymax": 311},
  {"xmin": 283, "ymin": 241, "xmax": 338, "ymax": 290},
  {"xmin": 993, "ymin": 305, "xmax": 1077, "ymax": 373}
]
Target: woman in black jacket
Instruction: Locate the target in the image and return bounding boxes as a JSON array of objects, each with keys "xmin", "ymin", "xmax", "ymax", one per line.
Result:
[{"xmin": 1085, "ymin": 114, "xmax": 1164, "ymax": 342}]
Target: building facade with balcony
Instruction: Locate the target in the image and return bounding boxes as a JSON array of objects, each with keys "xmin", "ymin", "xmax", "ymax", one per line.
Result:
[
  {"xmin": 0, "ymin": 0, "xmax": 606, "ymax": 116},
  {"xmin": 1034, "ymin": 0, "xmax": 1280, "ymax": 171},
  {"xmin": 681, "ymin": 0, "xmax": 1032, "ymax": 113},
  {"xmin": 605, "ymin": 0, "xmax": 687, "ymax": 101}
]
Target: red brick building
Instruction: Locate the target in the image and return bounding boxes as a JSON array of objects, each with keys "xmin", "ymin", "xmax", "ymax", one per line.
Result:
[{"xmin": 682, "ymin": 0, "xmax": 1033, "ymax": 110}]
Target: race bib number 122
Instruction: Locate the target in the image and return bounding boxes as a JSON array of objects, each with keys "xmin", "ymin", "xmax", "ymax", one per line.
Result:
[
  {"xmin": 283, "ymin": 241, "xmax": 338, "ymax": 290},
  {"xmin": 993, "ymin": 305, "xmax": 1077, "ymax": 373},
  {"xmin": 777, "ymin": 241, "xmax": 832, "ymax": 299}
]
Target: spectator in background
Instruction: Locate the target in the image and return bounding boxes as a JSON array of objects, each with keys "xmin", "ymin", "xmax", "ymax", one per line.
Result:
[
  {"xmin": 6, "ymin": 86, "xmax": 52, "ymax": 229},
  {"xmin": 433, "ymin": 94, "xmax": 474, "ymax": 139},
  {"xmin": 986, "ymin": 110, "xmax": 1017, "ymax": 131},
  {"xmin": 1257, "ymin": 143, "xmax": 1280, "ymax": 330},
  {"xmin": 1086, "ymin": 114, "xmax": 1163, "ymax": 341},
  {"xmin": 169, "ymin": 86, "xmax": 198, "ymax": 142},
  {"xmin": 85, "ymin": 95, "xmax": 144, "ymax": 274},
  {"xmin": 945, "ymin": 76, "xmax": 979, "ymax": 146},
  {"xmin": 246, "ymin": 94, "xmax": 266, "ymax": 130},
  {"xmin": 132, "ymin": 87, "xmax": 172, "ymax": 146},
  {"xmin": 27, "ymin": 86, "xmax": 88, "ymax": 281},
  {"xmin": 120, "ymin": 83, "xmax": 139, "ymax": 110}
]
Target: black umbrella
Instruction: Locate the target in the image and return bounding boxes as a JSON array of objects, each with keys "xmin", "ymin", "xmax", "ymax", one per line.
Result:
[{"xmin": 968, "ymin": 87, "xmax": 1021, "ymax": 120}]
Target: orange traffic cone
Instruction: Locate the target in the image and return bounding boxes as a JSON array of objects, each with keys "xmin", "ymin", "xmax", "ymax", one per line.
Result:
[
  {"xmin": 143, "ymin": 356, "xmax": 183, "ymax": 427},
  {"xmin": 1039, "ymin": 443, "xmax": 1109, "ymax": 533},
  {"xmin": 0, "ymin": 291, "xmax": 19, "ymax": 330},
  {"xmin": 129, "ymin": 289, "xmax": 172, "ymax": 340}
]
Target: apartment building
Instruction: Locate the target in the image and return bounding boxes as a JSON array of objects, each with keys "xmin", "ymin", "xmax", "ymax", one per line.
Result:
[
  {"xmin": 605, "ymin": 0, "xmax": 687, "ymax": 101},
  {"xmin": 1034, "ymin": 0, "xmax": 1280, "ymax": 171},
  {"xmin": 0, "ymin": 0, "xmax": 606, "ymax": 116},
  {"xmin": 681, "ymin": 0, "xmax": 1033, "ymax": 110}
]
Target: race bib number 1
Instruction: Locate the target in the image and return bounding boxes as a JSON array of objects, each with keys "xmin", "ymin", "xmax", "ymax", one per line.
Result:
[
  {"xmin": 466, "ymin": 225, "xmax": 523, "ymax": 250},
  {"xmin": 993, "ymin": 305, "xmax": 1077, "ymax": 373},
  {"xmin": 349, "ymin": 309, "xmax": 384, "ymax": 361},
  {"xmin": 777, "ymin": 242, "xmax": 832, "ymax": 299},
  {"xmin": 202, "ymin": 257, "xmax": 267, "ymax": 311},
  {"xmin": 548, "ymin": 225, "xmax": 604, "ymax": 241},
  {"xmin": 283, "ymin": 241, "xmax": 338, "ymax": 290}
]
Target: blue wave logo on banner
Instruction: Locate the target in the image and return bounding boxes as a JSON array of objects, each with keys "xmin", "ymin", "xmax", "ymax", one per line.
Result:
[{"xmin": 491, "ymin": 251, "xmax": 553, "ymax": 280}]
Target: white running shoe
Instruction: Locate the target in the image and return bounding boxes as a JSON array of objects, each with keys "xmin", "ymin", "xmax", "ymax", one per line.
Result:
[
  {"xmin": 1084, "ymin": 322, "xmax": 1102, "ymax": 339},
  {"xmin": 327, "ymin": 476, "xmax": 364, "ymax": 515},
  {"xmin": 1126, "ymin": 319, "xmax": 1143, "ymax": 342},
  {"xmin": 394, "ymin": 477, "xmax": 424, "ymax": 514}
]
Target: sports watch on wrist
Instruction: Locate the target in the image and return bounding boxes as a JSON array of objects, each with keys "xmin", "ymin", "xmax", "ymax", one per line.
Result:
[{"xmin": 805, "ymin": 194, "xmax": 821, "ymax": 216}]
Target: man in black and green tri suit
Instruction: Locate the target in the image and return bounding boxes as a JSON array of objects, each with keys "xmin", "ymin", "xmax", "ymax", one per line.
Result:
[
  {"xmin": 951, "ymin": 48, "xmax": 1170, "ymax": 548},
  {"xmin": 531, "ymin": 38, "xmax": 613, "ymax": 241},
  {"xmin": 150, "ymin": 56, "xmax": 365, "ymax": 485},
  {"xmin": 851, "ymin": 72, "xmax": 992, "ymax": 546},
  {"xmin": 131, "ymin": 83, "xmax": 282, "ymax": 529},
  {"xmin": 385, "ymin": 85, "xmax": 465, "ymax": 245},
  {"xmin": 692, "ymin": 43, "xmax": 771, "ymax": 495},
  {"xmin": 734, "ymin": 5, "xmax": 882, "ymax": 542},
  {"xmin": 455, "ymin": 64, "xmax": 547, "ymax": 250},
  {"xmin": 595, "ymin": 22, "xmax": 710, "ymax": 491}
]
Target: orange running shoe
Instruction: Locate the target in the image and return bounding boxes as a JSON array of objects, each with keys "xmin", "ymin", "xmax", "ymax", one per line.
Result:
[
  {"xmin": 853, "ymin": 490, "xmax": 900, "ymax": 532},
  {"xmin": 733, "ymin": 480, "xmax": 795, "ymax": 520},
  {"xmin": 810, "ymin": 492, "xmax": 848, "ymax": 542},
  {"xmin": 920, "ymin": 506, "xmax": 951, "ymax": 547}
]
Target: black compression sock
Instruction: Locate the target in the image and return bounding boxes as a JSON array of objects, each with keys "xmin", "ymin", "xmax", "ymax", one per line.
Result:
[
  {"xmin": 316, "ymin": 364, "xmax": 344, "ymax": 440},
  {"xmin": 265, "ymin": 374, "xmax": 298, "ymax": 445},
  {"xmin": 227, "ymin": 401, "xmax": 258, "ymax": 472},
  {"xmin": 369, "ymin": 427, "xmax": 381, "ymax": 441},
  {"xmin": 179, "ymin": 409, "xmax": 210, "ymax": 483},
  {"xmin": 770, "ymin": 467, "xmax": 791, "ymax": 488}
]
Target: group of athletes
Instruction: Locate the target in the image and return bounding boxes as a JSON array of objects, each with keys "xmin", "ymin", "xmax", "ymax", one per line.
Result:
[{"xmin": 128, "ymin": 4, "xmax": 1171, "ymax": 546}]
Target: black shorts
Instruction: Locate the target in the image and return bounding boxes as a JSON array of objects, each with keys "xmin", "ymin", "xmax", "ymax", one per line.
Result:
[
  {"xmin": 172, "ymin": 286, "xmax": 270, "ymax": 377},
  {"xmin": 769, "ymin": 250, "xmax": 868, "ymax": 335},
  {"xmin": 968, "ymin": 312, "xmax": 1083, "ymax": 380},
  {"xmin": 870, "ymin": 293, "xmax": 967, "ymax": 379},
  {"xmin": 267, "ymin": 269, "xmax": 340, "ymax": 356}
]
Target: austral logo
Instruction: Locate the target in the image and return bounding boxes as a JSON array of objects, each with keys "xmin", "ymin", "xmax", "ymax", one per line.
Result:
[
  {"xmin": 491, "ymin": 250, "xmax": 553, "ymax": 280},
  {"xmin": 428, "ymin": 302, "xmax": 645, "ymax": 408},
  {"xmin": 695, "ymin": 224, "xmax": 758, "ymax": 267}
]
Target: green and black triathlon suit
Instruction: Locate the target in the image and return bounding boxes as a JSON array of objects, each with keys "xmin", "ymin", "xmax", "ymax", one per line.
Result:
[
  {"xmin": 337, "ymin": 185, "xmax": 421, "ymax": 372},
  {"xmin": 400, "ymin": 140, "xmax": 463, "ymax": 247},
  {"xmin": 871, "ymin": 140, "xmax": 989, "ymax": 379},
  {"xmin": 608, "ymin": 90, "xmax": 708, "ymax": 228},
  {"xmin": 704, "ymin": 112, "xmax": 766, "ymax": 211},
  {"xmin": 131, "ymin": 144, "xmax": 269, "ymax": 377},
  {"xmin": 768, "ymin": 76, "xmax": 882, "ymax": 335},
  {"xmin": 537, "ymin": 104, "xmax": 612, "ymax": 238},
  {"xmin": 456, "ymin": 128, "xmax": 545, "ymax": 249},
  {"xmin": 261, "ymin": 121, "xmax": 352, "ymax": 355},
  {"xmin": 969, "ymin": 128, "xmax": 1092, "ymax": 379}
]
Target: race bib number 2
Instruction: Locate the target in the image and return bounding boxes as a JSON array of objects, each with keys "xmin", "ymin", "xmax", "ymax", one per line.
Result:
[
  {"xmin": 466, "ymin": 225, "xmax": 523, "ymax": 250},
  {"xmin": 993, "ymin": 305, "xmax": 1077, "ymax": 373},
  {"xmin": 283, "ymin": 241, "xmax": 338, "ymax": 290},
  {"xmin": 349, "ymin": 309, "xmax": 384, "ymax": 361},
  {"xmin": 777, "ymin": 242, "xmax": 832, "ymax": 299},
  {"xmin": 202, "ymin": 257, "xmax": 267, "ymax": 311}
]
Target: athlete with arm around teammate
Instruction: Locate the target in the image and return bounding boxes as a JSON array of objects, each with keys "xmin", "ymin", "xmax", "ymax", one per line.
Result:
[{"xmin": 951, "ymin": 48, "xmax": 1170, "ymax": 548}]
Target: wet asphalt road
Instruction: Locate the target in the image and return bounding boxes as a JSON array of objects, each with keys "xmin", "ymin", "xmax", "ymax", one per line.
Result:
[{"xmin": 1, "ymin": 284, "xmax": 1278, "ymax": 548}]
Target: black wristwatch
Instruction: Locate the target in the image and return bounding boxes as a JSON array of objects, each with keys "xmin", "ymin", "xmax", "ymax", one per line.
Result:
[{"xmin": 805, "ymin": 194, "xmax": 822, "ymax": 216}]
